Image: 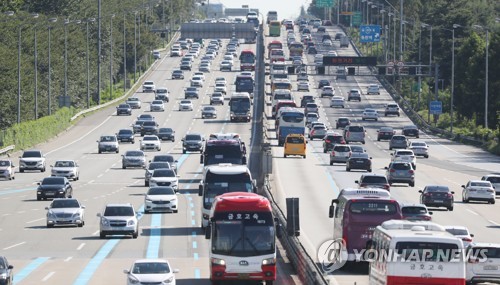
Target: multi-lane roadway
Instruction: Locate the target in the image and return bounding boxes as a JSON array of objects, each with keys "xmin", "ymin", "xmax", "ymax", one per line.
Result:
[
  {"xmin": 264, "ymin": 25, "xmax": 500, "ymax": 285},
  {"xmin": 0, "ymin": 38, "xmax": 297, "ymax": 284}
]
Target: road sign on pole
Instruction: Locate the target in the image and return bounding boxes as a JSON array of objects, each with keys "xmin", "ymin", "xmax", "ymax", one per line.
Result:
[
  {"xmin": 360, "ymin": 25, "xmax": 381, "ymax": 43},
  {"xmin": 430, "ymin": 101, "xmax": 442, "ymax": 115},
  {"xmin": 316, "ymin": 0, "xmax": 334, "ymax": 8},
  {"xmin": 352, "ymin": 11, "xmax": 362, "ymax": 27}
]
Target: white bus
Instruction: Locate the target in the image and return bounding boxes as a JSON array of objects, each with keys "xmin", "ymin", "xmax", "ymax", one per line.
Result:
[
  {"xmin": 198, "ymin": 164, "xmax": 256, "ymax": 228},
  {"xmin": 369, "ymin": 220, "xmax": 466, "ymax": 285},
  {"xmin": 229, "ymin": 93, "xmax": 252, "ymax": 122}
]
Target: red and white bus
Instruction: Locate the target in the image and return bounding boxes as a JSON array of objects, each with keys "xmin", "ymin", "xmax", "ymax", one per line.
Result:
[
  {"xmin": 369, "ymin": 220, "xmax": 466, "ymax": 285},
  {"xmin": 239, "ymin": 50, "xmax": 256, "ymax": 71},
  {"xmin": 328, "ymin": 188, "xmax": 402, "ymax": 261},
  {"xmin": 205, "ymin": 192, "xmax": 277, "ymax": 285}
]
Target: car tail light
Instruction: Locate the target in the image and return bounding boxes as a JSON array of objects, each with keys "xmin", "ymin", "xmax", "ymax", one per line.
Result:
[
  {"xmin": 487, "ymin": 189, "xmax": 494, "ymax": 193},
  {"xmin": 462, "ymin": 237, "xmax": 473, "ymax": 242},
  {"xmin": 331, "ymin": 151, "xmax": 335, "ymax": 156},
  {"xmin": 446, "ymin": 193, "xmax": 454, "ymax": 198},
  {"xmin": 424, "ymin": 193, "xmax": 432, "ymax": 197},
  {"xmin": 423, "ymin": 216, "xmax": 432, "ymax": 221},
  {"xmin": 325, "ymin": 139, "xmax": 331, "ymax": 143},
  {"xmin": 341, "ymin": 141, "xmax": 346, "ymax": 144},
  {"xmin": 383, "ymin": 184, "xmax": 390, "ymax": 190},
  {"xmin": 408, "ymin": 170, "xmax": 414, "ymax": 174},
  {"xmin": 469, "ymin": 258, "xmax": 480, "ymax": 264},
  {"xmin": 348, "ymin": 151, "xmax": 352, "ymax": 157},
  {"xmin": 390, "ymin": 169, "xmax": 396, "ymax": 173}
]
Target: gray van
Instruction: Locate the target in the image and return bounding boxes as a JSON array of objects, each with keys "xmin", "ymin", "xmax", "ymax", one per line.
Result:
[{"xmin": 343, "ymin": 125, "xmax": 366, "ymax": 144}]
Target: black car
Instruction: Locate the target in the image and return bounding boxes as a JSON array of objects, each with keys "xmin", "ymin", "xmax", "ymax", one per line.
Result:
[
  {"xmin": 157, "ymin": 128, "xmax": 175, "ymax": 142},
  {"xmin": 335, "ymin": 32, "xmax": 344, "ymax": 40},
  {"xmin": 336, "ymin": 117, "xmax": 351, "ymax": 129},
  {"xmin": 0, "ymin": 256, "xmax": 13, "ymax": 285},
  {"xmin": 323, "ymin": 133, "xmax": 346, "ymax": 153},
  {"xmin": 355, "ymin": 174, "xmax": 390, "ymax": 191},
  {"xmin": 317, "ymin": 26, "xmax": 326, "ymax": 32},
  {"xmin": 346, "ymin": 152, "xmax": 372, "ymax": 172},
  {"xmin": 117, "ymin": 129, "xmax": 135, "ymax": 143},
  {"xmin": 318, "ymin": 79, "xmax": 331, "ymax": 89},
  {"xmin": 377, "ymin": 127, "xmax": 395, "ymax": 141},
  {"xmin": 37, "ymin": 177, "xmax": 73, "ymax": 200},
  {"xmin": 419, "ymin": 185, "xmax": 454, "ymax": 211},
  {"xmin": 300, "ymin": 95, "xmax": 315, "ymax": 108},
  {"xmin": 307, "ymin": 46, "xmax": 317, "ymax": 54},
  {"xmin": 171, "ymin": 69, "xmax": 185, "ymax": 79},
  {"xmin": 402, "ymin": 125, "xmax": 420, "ymax": 138},
  {"xmin": 184, "ymin": 87, "xmax": 199, "ymax": 99},
  {"xmin": 116, "ymin": 104, "xmax": 132, "ymax": 116},
  {"xmin": 140, "ymin": 121, "xmax": 159, "ymax": 136},
  {"xmin": 182, "ymin": 133, "xmax": 204, "ymax": 154},
  {"xmin": 132, "ymin": 120, "xmax": 147, "ymax": 134}
]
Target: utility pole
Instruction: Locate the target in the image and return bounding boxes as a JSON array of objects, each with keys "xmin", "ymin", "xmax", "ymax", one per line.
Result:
[{"xmin": 97, "ymin": 0, "xmax": 102, "ymax": 105}]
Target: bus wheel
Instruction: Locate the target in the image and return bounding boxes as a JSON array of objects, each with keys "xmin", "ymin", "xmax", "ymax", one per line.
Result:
[{"xmin": 265, "ymin": 281, "xmax": 274, "ymax": 285}]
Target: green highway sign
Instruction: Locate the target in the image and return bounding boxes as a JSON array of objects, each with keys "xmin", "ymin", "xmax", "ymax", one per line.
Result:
[
  {"xmin": 352, "ymin": 11, "xmax": 362, "ymax": 27},
  {"xmin": 316, "ymin": 0, "xmax": 334, "ymax": 8}
]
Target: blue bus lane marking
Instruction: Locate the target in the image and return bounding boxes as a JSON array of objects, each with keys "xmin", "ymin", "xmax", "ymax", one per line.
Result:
[{"xmin": 13, "ymin": 257, "xmax": 49, "ymax": 285}]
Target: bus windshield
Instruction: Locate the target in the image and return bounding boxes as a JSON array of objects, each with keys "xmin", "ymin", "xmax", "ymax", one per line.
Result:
[
  {"xmin": 212, "ymin": 212, "xmax": 275, "ymax": 256},
  {"xmin": 240, "ymin": 51, "xmax": 255, "ymax": 64},
  {"xmin": 281, "ymin": 113, "xmax": 305, "ymax": 123},
  {"xmin": 230, "ymin": 98, "xmax": 251, "ymax": 112},
  {"xmin": 205, "ymin": 145, "xmax": 244, "ymax": 165},
  {"xmin": 204, "ymin": 173, "xmax": 253, "ymax": 209},
  {"xmin": 268, "ymin": 41, "xmax": 283, "ymax": 50}
]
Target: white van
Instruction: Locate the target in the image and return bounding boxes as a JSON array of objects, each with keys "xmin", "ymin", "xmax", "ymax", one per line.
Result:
[
  {"xmin": 271, "ymin": 89, "xmax": 293, "ymax": 109},
  {"xmin": 314, "ymin": 54, "xmax": 324, "ymax": 66}
]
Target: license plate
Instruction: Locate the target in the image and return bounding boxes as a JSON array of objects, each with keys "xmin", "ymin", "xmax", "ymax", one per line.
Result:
[
  {"xmin": 484, "ymin": 265, "xmax": 498, "ymax": 270},
  {"xmin": 356, "ymin": 160, "xmax": 364, "ymax": 163},
  {"xmin": 45, "ymin": 193, "xmax": 54, "ymax": 196},
  {"xmin": 238, "ymin": 274, "xmax": 249, "ymax": 279},
  {"xmin": 434, "ymin": 200, "xmax": 443, "ymax": 203}
]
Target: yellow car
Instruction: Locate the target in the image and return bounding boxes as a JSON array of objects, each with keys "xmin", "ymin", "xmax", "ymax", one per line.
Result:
[{"xmin": 283, "ymin": 134, "xmax": 306, "ymax": 158}]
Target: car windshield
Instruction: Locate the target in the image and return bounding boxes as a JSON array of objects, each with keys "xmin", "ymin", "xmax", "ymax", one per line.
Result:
[
  {"xmin": 144, "ymin": 137, "xmax": 158, "ymax": 141},
  {"xmin": 132, "ymin": 262, "xmax": 170, "ymax": 274},
  {"xmin": 152, "ymin": 101, "xmax": 163, "ymax": 104},
  {"xmin": 42, "ymin": 177, "xmax": 65, "ymax": 185},
  {"xmin": 392, "ymin": 136, "xmax": 406, "ymax": 141},
  {"xmin": 159, "ymin": 128, "xmax": 173, "ymax": 133},
  {"xmin": 128, "ymin": 98, "xmax": 139, "ymax": 101},
  {"xmin": 425, "ymin": 186, "xmax": 450, "ymax": 192},
  {"xmin": 143, "ymin": 121, "xmax": 156, "ymax": 126},
  {"xmin": 152, "ymin": 155, "xmax": 174, "ymax": 163},
  {"xmin": 392, "ymin": 163, "xmax": 412, "ymax": 170},
  {"xmin": 186, "ymin": 87, "xmax": 197, "ymax": 92},
  {"xmin": 173, "ymin": 70, "xmax": 182, "ymax": 74},
  {"xmin": 204, "ymin": 107, "xmax": 215, "ymax": 111},
  {"xmin": 119, "ymin": 104, "xmax": 129, "ymax": 108},
  {"xmin": 397, "ymin": 151, "xmax": 413, "ymax": 156},
  {"xmin": 51, "ymin": 199, "xmax": 80, "ymax": 208},
  {"xmin": 338, "ymin": 118, "xmax": 349, "ymax": 123},
  {"xmin": 119, "ymin": 129, "xmax": 133, "ymax": 135},
  {"xmin": 380, "ymin": 128, "xmax": 393, "ymax": 132},
  {"xmin": 54, "ymin": 161, "xmax": 75, "ymax": 167},
  {"xmin": 125, "ymin": 151, "xmax": 144, "ymax": 157},
  {"xmin": 402, "ymin": 207, "xmax": 427, "ymax": 214},
  {"xmin": 348, "ymin": 126, "xmax": 363, "ymax": 132},
  {"xmin": 411, "ymin": 142, "xmax": 426, "ymax": 147},
  {"xmin": 334, "ymin": 146, "xmax": 350, "ymax": 152},
  {"xmin": 147, "ymin": 187, "xmax": 175, "ymax": 195},
  {"xmin": 350, "ymin": 146, "xmax": 364, "ymax": 153},
  {"xmin": 181, "ymin": 100, "xmax": 191, "ymax": 104},
  {"xmin": 470, "ymin": 182, "xmax": 491, "ymax": 187},
  {"xmin": 104, "ymin": 206, "xmax": 134, "ymax": 216},
  {"xmin": 365, "ymin": 109, "xmax": 376, "ymax": 113},
  {"xmin": 185, "ymin": 135, "xmax": 201, "ymax": 140},
  {"xmin": 362, "ymin": 176, "xmax": 387, "ymax": 183},
  {"xmin": 351, "ymin": 153, "xmax": 369, "ymax": 159},
  {"xmin": 152, "ymin": 169, "xmax": 176, "ymax": 177},
  {"xmin": 0, "ymin": 160, "xmax": 10, "ymax": 166},
  {"xmin": 23, "ymin": 151, "xmax": 42, "ymax": 157},
  {"xmin": 445, "ymin": 228, "xmax": 469, "ymax": 236},
  {"xmin": 148, "ymin": 162, "xmax": 170, "ymax": 170},
  {"xmin": 100, "ymin": 136, "xmax": 116, "ymax": 142}
]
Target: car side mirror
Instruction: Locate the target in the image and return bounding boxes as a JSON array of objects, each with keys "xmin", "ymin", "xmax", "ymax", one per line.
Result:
[
  {"xmin": 45, "ymin": 206, "xmax": 49, "ymax": 210},
  {"xmin": 461, "ymin": 185, "xmax": 465, "ymax": 188},
  {"xmin": 329, "ymin": 204, "xmax": 335, "ymax": 218},
  {"xmin": 470, "ymin": 234, "xmax": 474, "ymax": 237},
  {"xmin": 37, "ymin": 182, "xmax": 41, "ymax": 185},
  {"xmin": 173, "ymin": 269, "xmax": 180, "ymax": 273},
  {"xmin": 96, "ymin": 213, "xmax": 102, "ymax": 217},
  {"xmin": 451, "ymin": 191, "xmax": 455, "ymax": 194},
  {"xmin": 7, "ymin": 265, "xmax": 13, "ymax": 270},
  {"xmin": 123, "ymin": 269, "xmax": 129, "ymax": 274},
  {"xmin": 428, "ymin": 212, "xmax": 433, "ymax": 215},
  {"xmin": 81, "ymin": 206, "xmax": 86, "ymax": 209},
  {"xmin": 355, "ymin": 180, "xmax": 359, "ymax": 184},
  {"xmin": 205, "ymin": 224, "xmax": 212, "ymax": 239},
  {"xmin": 198, "ymin": 184, "xmax": 203, "ymax": 196},
  {"xmin": 384, "ymin": 167, "xmax": 388, "ymax": 170}
]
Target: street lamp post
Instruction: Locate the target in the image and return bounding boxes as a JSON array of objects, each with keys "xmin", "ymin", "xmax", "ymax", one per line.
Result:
[
  {"xmin": 85, "ymin": 18, "xmax": 95, "ymax": 109},
  {"xmin": 134, "ymin": 11, "xmax": 138, "ymax": 83},
  {"xmin": 388, "ymin": 12, "xmax": 393, "ymax": 62},
  {"xmin": 450, "ymin": 24, "xmax": 461, "ymax": 134},
  {"xmin": 47, "ymin": 19, "xmax": 56, "ymax": 115},
  {"xmin": 64, "ymin": 19, "xmax": 81, "ymax": 101},
  {"xmin": 421, "ymin": 23, "xmax": 432, "ymax": 70},
  {"xmin": 109, "ymin": 14, "xmax": 115, "ymax": 101},
  {"xmin": 473, "ymin": 25, "xmax": 489, "ymax": 129},
  {"xmin": 123, "ymin": 13, "xmax": 127, "ymax": 92}
]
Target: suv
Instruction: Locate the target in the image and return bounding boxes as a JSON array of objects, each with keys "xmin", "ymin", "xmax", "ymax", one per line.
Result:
[
  {"xmin": 347, "ymin": 89, "xmax": 361, "ymax": 101},
  {"xmin": 142, "ymin": 81, "xmax": 155, "ymax": 93},
  {"xmin": 366, "ymin": 84, "xmax": 380, "ymax": 95},
  {"xmin": 329, "ymin": 144, "xmax": 352, "ymax": 165},
  {"xmin": 385, "ymin": 161, "xmax": 415, "ymax": 187},
  {"xmin": 355, "ymin": 174, "xmax": 390, "ymax": 191},
  {"xmin": 0, "ymin": 159, "xmax": 15, "ymax": 180},
  {"xmin": 37, "ymin": 177, "xmax": 73, "ymax": 200},
  {"xmin": 336, "ymin": 67, "xmax": 348, "ymax": 80},
  {"xmin": 300, "ymin": 95, "xmax": 315, "ymax": 108},
  {"xmin": 385, "ymin": 103, "xmax": 400, "ymax": 116},
  {"xmin": 402, "ymin": 125, "xmax": 419, "ymax": 138},
  {"xmin": 389, "ymin": 135, "xmax": 409, "ymax": 150},
  {"xmin": 343, "ymin": 125, "xmax": 366, "ymax": 144},
  {"xmin": 182, "ymin": 133, "xmax": 204, "ymax": 154},
  {"xmin": 320, "ymin": 86, "xmax": 335, "ymax": 98},
  {"xmin": 481, "ymin": 174, "xmax": 500, "ymax": 195},
  {"xmin": 97, "ymin": 135, "xmax": 119, "ymax": 153},
  {"xmin": 19, "ymin": 150, "xmax": 46, "ymax": 172},
  {"xmin": 97, "ymin": 204, "xmax": 139, "ymax": 239},
  {"xmin": 465, "ymin": 243, "xmax": 500, "ymax": 284},
  {"xmin": 323, "ymin": 132, "xmax": 346, "ymax": 153},
  {"xmin": 155, "ymin": 87, "xmax": 170, "ymax": 102}
]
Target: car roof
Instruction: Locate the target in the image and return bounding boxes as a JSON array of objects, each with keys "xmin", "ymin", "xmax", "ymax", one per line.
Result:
[
  {"xmin": 133, "ymin": 258, "xmax": 169, "ymax": 264},
  {"xmin": 469, "ymin": 242, "xmax": 500, "ymax": 248}
]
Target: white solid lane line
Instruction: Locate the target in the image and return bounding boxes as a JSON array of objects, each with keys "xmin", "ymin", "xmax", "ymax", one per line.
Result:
[
  {"xmin": 3, "ymin": 241, "xmax": 26, "ymax": 250},
  {"xmin": 26, "ymin": 217, "xmax": 45, "ymax": 224},
  {"xmin": 42, "ymin": 272, "xmax": 55, "ymax": 282},
  {"xmin": 77, "ymin": 243, "xmax": 86, "ymax": 251}
]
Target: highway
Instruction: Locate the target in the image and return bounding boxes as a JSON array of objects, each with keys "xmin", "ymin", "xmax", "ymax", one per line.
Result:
[
  {"xmin": 263, "ymin": 25, "xmax": 500, "ymax": 285},
  {"xmin": 0, "ymin": 39, "xmax": 297, "ymax": 284}
]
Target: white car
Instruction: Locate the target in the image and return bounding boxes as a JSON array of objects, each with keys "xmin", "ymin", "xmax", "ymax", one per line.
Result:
[
  {"xmin": 193, "ymin": 72, "xmax": 206, "ymax": 82},
  {"xmin": 362, "ymin": 108, "xmax": 378, "ymax": 121},
  {"xmin": 367, "ymin": 84, "xmax": 380, "ymax": 94},
  {"xmin": 391, "ymin": 149, "xmax": 416, "ymax": 169},
  {"xmin": 297, "ymin": 81, "xmax": 310, "ymax": 91},
  {"xmin": 144, "ymin": 186, "xmax": 178, "ymax": 213},
  {"xmin": 178, "ymin": 100, "xmax": 193, "ymax": 111},
  {"xmin": 140, "ymin": 135, "xmax": 161, "ymax": 151},
  {"xmin": 329, "ymin": 96, "xmax": 345, "ymax": 108},
  {"xmin": 409, "ymin": 141, "xmax": 429, "ymax": 158},
  {"xmin": 51, "ymin": 160, "xmax": 80, "ymax": 181},
  {"xmin": 199, "ymin": 63, "xmax": 211, "ymax": 72},
  {"xmin": 148, "ymin": 168, "xmax": 179, "ymax": 191},
  {"xmin": 443, "ymin": 226, "xmax": 474, "ymax": 248},
  {"xmin": 462, "ymin": 180, "xmax": 495, "ymax": 204},
  {"xmin": 201, "ymin": 106, "xmax": 217, "ymax": 119},
  {"xmin": 214, "ymin": 82, "xmax": 227, "ymax": 94},
  {"xmin": 481, "ymin": 174, "xmax": 500, "ymax": 195},
  {"xmin": 297, "ymin": 73, "xmax": 309, "ymax": 81},
  {"xmin": 220, "ymin": 60, "xmax": 233, "ymax": 71},
  {"xmin": 323, "ymin": 39, "xmax": 333, "ymax": 46},
  {"xmin": 215, "ymin": 77, "xmax": 227, "ymax": 86},
  {"xmin": 320, "ymin": 86, "xmax": 335, "ymax": 97},
  {"xmin": 45, "ymin": 198, "xmax": 85, "ymax": 228},
  {"xmin": 170, "ymin": 48, "xmax": 182, "ymax": 57},
  {"xmin": 142, "ymin": 81, "xmax": 155, "ymax": 93},
  {"xmin": 210, "ymin": 92, "xmax": 224, "ymax": 105},
  {"xmin": 190, "ymin": 76, "xmax": 204, "ymax": 87},
  {"xmin": 124, "ymin": 259, "xmax": 179, "ymax": 285},
  {"xmin": 149, "ymin": 100, "xmax": 165, "ymax": 112},
  {"xmin": 465, "ymin": 243, "xmax": 500, "ymax": 284},
  {"xmin": 0, "ymin": 159, "xmax": 15, "ymax": 180},
  {"xmin": 327, "ymin": 51, "xmax": 338, "ymax": 56},
  {"xmin": 223, "ymin": 55, "xmax": 233, "ymax": 62}
]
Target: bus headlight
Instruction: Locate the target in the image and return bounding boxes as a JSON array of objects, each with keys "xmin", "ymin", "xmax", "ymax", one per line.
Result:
[
  {"xmin": 262, "ymin": 258, "xmax": 276, "ymax": 265},
  {"xmin": 211, "ymin": 258, "xmax": 226, "ymax": 266}
]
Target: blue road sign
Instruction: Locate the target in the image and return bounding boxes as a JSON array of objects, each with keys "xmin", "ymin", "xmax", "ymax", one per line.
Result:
[
  {"xmin": 429, "ymin": 101, "xmax": 442, "ymax": 115},
  {"xmin": 360, "ymin": 25, "xmax": 381, "ymax": 43}
]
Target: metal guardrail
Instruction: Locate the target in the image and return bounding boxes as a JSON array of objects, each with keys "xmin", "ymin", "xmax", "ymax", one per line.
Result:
[
  {"xmin": 0, "ymin": 145, "xmax": 15, "ymax": 156},
  {"xmin": 71, "ymin": 32, "xmax": 180, "ymax": 122}
]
